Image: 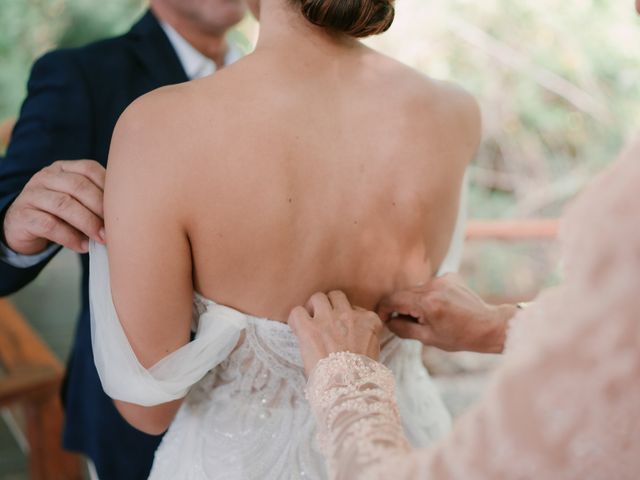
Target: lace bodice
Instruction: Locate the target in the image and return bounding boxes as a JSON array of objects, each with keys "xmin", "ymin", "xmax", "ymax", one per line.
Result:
[
  {"xmin": 305, "ymin": 141, "xmax": 640, "ymax": 479},
  {"xmin": 147, "ymin": 295, "xmax": 451, "ymax": 479},
  {"xmin": 89, "ymin": 251, "xmax": 453, "ymax": 479}
]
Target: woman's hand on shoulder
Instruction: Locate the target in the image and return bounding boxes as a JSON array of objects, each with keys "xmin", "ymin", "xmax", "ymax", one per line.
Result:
[{"xmin": 289, "ymin": 291, "xmax": 384, "ymax": 377}]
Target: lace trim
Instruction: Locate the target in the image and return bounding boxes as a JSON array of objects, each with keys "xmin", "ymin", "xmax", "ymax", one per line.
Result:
[{"xmin": 307, "ymin": 352, "xmax": 411, "ymax": 479}]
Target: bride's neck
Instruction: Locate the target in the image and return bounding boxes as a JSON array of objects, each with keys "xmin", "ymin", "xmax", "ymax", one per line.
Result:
[{"xmin": 254, "ymin": 0, "xmax": 359, "ymax": 54}]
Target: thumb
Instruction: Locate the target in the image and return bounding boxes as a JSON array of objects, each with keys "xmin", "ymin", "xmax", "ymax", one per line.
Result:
[
  {"xmin": 387, "ymin": 318, "xmax": 432, "ymax": 345},
  {"xmin": 377, "ymin": 290, "xmax": 425, "ymax": 323}
]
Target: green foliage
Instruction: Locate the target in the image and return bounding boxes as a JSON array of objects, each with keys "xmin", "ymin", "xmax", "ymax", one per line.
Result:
[{"xmin": 0, "ymin": 0, "xmax": 145, "ymax": 118}]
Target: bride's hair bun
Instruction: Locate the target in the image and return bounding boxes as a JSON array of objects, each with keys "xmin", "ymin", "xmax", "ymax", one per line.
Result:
[{"xmin": 298, "ymin": 0, "xmax": 395, "ymax": 38}]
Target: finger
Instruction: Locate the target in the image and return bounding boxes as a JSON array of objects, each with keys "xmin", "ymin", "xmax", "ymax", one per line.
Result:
[
  {"xmin": 30, "ymin": 189, "xmax": 104, "ymax": 243},
  {"xmin": 56, "ymin": 160, "xmax": 106, "ymax": 190},
  {"xmin": 305, "ymin": 292, "xmax": 332, "ymax": 318},
  {"xmin": 364, "ymin": 311, "xmax": 385, "ymax": 335},
  {"xmin": 353, "ymin": 306, "xmax": 382, "ymax": 324},
  {"xmin": 377, "ymin": 290, "xmax": 424, "ymax": 322},
  {"xmin": 353, "ymin": 306, "xmax": 368, "ymax": 313},
  {"xmin": 327, "ymin": 290, "xmax": 352, "ymax": 312},
  {"xmin": 288, "ymin": 305, "xmax": 311, "ymax": 334},
  {"xmin": 436, "ymin": 272, "xmax": 462, "ymax": 285},
  {"xmin": 387, "ymin": 318, "xmax": 432, "ymax": 345},
  {"xmin": 366, "ymin": 320, "xmax": 384, "ymax": 359},
  {"xmin": 40, "ymin": 169, "xmax": 104, "ymax": 219},
  {"xmin": 23, "ymin": 208, "xmax": 89, "ymax": 253}
]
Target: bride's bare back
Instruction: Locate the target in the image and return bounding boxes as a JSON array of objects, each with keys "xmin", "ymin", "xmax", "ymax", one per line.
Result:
[
  {"xmin": 105, "ymin": 1, "xmax": 479, "ymax": 372},
  {"xmin": 189, "ymin": 51, "xmax": 477, "ymax": 318}
]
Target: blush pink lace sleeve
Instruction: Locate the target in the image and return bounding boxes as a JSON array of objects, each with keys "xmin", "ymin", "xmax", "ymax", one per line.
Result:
[{"xmin": 307, "ymin": 139, "xmax": 640, "ymax": 480}]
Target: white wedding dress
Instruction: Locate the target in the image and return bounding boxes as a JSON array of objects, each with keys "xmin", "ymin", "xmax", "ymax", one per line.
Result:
[{"xmin": 89, "ymin": 184, "xmax": 467, "ymax": 480}]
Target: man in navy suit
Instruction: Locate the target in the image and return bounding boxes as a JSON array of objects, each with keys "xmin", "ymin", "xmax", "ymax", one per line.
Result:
[{"xmin": 0, "ymin": 1, "xmax": 246, "ymax": 478}]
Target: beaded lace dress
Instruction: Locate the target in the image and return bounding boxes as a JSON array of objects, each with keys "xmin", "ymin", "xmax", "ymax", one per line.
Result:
[
  {"xmin": 88, "ymin": 190, "xmax": 469, "ymax": 479},
  {"xmin": 305, "ymin": 142, "xmax": 640, "ymax": 480}
]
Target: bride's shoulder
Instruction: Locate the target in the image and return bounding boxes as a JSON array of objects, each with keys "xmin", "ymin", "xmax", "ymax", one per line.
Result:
[
  {"xmin": 115, "ymin": 79, "xmax": 210, "ymax": 133},
  {"xmin": 408, "ymin": 74, "xmax": 479, "ymax": 131},
  {"xmin": 113, "ymin": 82, "xmax": 193, "ymax": 140},
  {"xmin": 112, "ymin": 61, "xmax": 249, "ymax": 146},
  {"xmin": 108, "ymin": 76, "xmax": 228, "ymax": 167},
  {"xmin": 373, "ymin": 53, "xmax": 481, "ymax": 138},
  {"xmin": 427, "ymin": 78, "xmax": 481, "ymax": 147},
  {"xmin": 105, "ymin": 80, "xmax": 218, "ymax": 203},
  {"xmin": 399, "ymin": 69, "xmax": 481, "ymax": 158}
]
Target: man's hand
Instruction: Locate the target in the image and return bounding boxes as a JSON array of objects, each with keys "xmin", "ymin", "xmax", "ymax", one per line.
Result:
[
  {"xmin": 378, "ymin": 274, "xmax": 517, "ymax": 354},
  {"xmin": 289, "ymin": 291, "xmax": 384, "ymax": 377},
  {"xmin": 3, "ymin": 160, "xmax": 106, "ymax": 255}
]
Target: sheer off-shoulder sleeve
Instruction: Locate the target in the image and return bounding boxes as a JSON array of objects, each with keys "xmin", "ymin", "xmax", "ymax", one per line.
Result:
[
  {"xmin": 89, "ymin": 241, "xmax": 248, "ymax": 406},
  {"xmin": 307, "ymin": 145, "xmax": 640, "ymax": 479}
]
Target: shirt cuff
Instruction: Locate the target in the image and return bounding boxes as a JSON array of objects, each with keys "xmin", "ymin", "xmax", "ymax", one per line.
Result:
[{"xmin": 0, "ymin": 241, "xmax": 60, "ymax": 268}]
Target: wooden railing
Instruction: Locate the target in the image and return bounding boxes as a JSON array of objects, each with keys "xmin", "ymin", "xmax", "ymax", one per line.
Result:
[
  {"xmin": 464, "ymin": 219, "xmax": 560, "ymax": 305},
  {"xmin": 466, "ymin": 219, "xmax": 559, "ymax": 240},
  {"xmin": 0, "ymin": 299, "xmax": 81, "ymax": 480}
]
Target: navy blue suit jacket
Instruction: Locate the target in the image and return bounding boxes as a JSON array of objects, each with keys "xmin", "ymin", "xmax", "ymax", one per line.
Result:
[{"xmin": 0, "ymin": 11, "xmax": 189, "ymax": 479}]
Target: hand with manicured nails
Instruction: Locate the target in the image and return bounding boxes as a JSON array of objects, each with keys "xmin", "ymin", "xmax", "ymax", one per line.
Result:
[
  {"xmin": 378, "ymin": 273, "xmax": 517, "ymax": 354},
  {"xmin": 289, "ymin": 291, "xmax": 384, "ymax": 377},
  {"xmin": 3, "ymin": 159, "xmax": 106, "ymax": 255}
]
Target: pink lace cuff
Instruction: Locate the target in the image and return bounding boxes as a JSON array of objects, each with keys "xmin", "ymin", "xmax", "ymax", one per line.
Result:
[{"xmin": 306, "ymin": 352, "xmax": 411, "ymax": 479}]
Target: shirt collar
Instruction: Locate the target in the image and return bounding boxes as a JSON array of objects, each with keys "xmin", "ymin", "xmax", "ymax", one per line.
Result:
[{"xmin": 160, "ymin": 21, "xmax": 243, "ymax": 80}]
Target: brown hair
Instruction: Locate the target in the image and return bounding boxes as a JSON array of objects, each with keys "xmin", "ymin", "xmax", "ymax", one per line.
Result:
[{"xmin": 295, "ymin": 0, "xmax": 395, "ymax": 38}]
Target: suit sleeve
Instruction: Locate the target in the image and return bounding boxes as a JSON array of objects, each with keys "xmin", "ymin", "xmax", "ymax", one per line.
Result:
[{"xmin": 0, "ymin": 49, "xmax": 94, "ymax": 296}]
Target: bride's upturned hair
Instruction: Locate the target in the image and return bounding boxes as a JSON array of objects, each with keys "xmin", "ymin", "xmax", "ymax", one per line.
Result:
[{"xmin": 294, "ymin": 0, "xmax": 395, "ymax": 38}]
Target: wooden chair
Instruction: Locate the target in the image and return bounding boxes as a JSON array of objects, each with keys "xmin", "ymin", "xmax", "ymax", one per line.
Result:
[
  {"xmin": 0, "ymin": 118, "xmax": 14, "ymax": 148},
  {"xmin": 466, "ymin": 219, "xmax": 559, "ymax": 241},
  {"xmin": 0, "ymin": 299, "xmax": 81, "ymax": 479}
]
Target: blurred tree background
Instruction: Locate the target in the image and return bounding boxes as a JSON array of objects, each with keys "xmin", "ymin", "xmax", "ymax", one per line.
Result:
[{"xmin": 0, "ymin": 0, "xmax": 639, "ymax": 300}]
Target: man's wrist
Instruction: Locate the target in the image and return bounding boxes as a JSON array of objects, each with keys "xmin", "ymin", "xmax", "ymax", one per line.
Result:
[
  {"xmin": 3, "ymin": 237, "xmax": 50, "ymax": 256},
  {"xmin": 0, "ymin": 241, "xmax": 59, "ymax": 268},
  {"xmin": 0, "ymin": 212, "xmax": 59, "ymax": 268},
  {"xmin": 2, "ymin": 205, "xmax": 50, "ymax": 256}
]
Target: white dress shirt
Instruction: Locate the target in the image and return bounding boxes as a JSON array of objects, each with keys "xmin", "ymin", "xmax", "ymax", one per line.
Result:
[
  {"xmin": 1, "ymin": 23, "xmax": 243, "ymax": 268},
  {"xmin": 160, "ymin": 21, "xmax": 243, "ymax": 79}
]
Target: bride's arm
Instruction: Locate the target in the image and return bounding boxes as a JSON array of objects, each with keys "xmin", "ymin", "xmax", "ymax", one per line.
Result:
[{"xmin": 102, "ymin": 93, "xmax": 194, "ymax": 435}]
